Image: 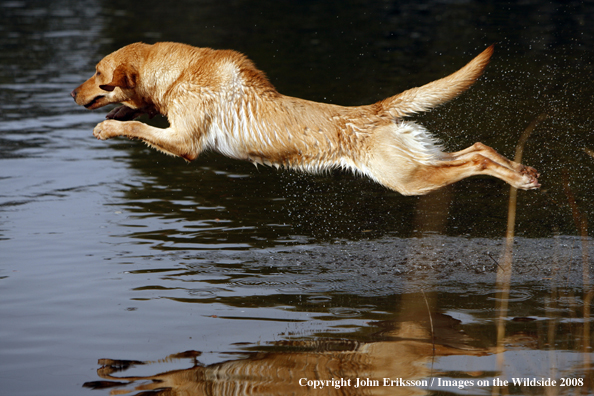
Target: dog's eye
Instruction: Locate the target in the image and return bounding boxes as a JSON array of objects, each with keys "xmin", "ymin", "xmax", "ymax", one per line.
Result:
[{"xmin": 96, "ymin": 71, "xmax": 101, "ymax": 76}]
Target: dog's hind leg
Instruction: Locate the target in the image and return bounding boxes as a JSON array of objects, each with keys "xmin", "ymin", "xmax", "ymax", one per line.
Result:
[
  {"xmin": 446, "ymin": 142, "xmax": 539, "ymax": 177},
  {"xmin": 402, "ymin": 154, "xmax": 540, "ymax": 195},
  {"xmin": 367, "ymin": 133, "xmax": 540, "ymax": 195},
  {"xmin": 365, "ymin": 124, "xmax": 540, "ymax": 195}
]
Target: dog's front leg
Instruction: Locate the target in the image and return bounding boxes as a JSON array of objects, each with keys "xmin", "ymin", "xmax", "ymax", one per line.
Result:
[{"xmin": 93, "ymin": 120, "xmax": 198, "ymax": 161}]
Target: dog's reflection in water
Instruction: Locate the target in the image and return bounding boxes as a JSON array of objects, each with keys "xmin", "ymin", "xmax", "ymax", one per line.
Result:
[{"xmin": 83, "ymin": 314, "xmax": 490, "ymax": 395}]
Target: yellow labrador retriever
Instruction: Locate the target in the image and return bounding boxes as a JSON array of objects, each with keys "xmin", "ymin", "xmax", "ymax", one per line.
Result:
[{"xmin": 71, "ymin": 42, "xmax": 539, "ymax": 195}]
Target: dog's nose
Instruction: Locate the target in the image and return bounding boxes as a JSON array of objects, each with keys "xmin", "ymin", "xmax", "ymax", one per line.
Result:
[{"xmin": 70, "ymin": 89, "xmax": 77, "ymax": 99}]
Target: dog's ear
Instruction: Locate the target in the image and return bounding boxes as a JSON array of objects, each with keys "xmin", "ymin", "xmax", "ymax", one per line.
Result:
[{"xmin": 99, "ymin": 64, "xmax": 138, "ymax": 92}]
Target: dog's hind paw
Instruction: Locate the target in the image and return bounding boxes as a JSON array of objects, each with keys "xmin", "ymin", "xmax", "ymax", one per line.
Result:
[
  {"xmin": 517, "ymin": 174, "xmax": 541, "ymax": 190},
  {"xmin": 520, "ymin": 164, "xmax": 540, "ymax": 179}
]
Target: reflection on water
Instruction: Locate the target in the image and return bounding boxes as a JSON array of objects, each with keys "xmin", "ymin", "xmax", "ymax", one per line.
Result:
[
  {"xmin": 82, "ymin": 294, "xmax": 594, "ymax": 396},
  {"xmin": 1, "ymin": 1, "xmax": 594, "ymax": 395},
  {"xmin": 84, "ymin": 312, "xmax": 492, "ymax": 395}
]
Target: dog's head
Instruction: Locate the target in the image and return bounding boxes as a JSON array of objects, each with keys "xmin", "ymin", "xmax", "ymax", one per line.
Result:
[{"xmin": 71, "ymin": 43, "xmax": 148, "ymax": 110}]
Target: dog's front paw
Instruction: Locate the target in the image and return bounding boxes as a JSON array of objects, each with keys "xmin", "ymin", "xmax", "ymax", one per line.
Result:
[
  {"xmin": 93, "ymin": 119, "xmax": 124, "ymax": 140},
  {"xmin": 106, "ymin": 105, "xmax": 144, "ymax": 121}
]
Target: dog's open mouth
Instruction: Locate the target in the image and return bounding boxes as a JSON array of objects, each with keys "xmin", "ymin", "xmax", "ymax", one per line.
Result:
[{"xmin": 84, "ymin": 95, "xmax": 104, "ymax": 109}]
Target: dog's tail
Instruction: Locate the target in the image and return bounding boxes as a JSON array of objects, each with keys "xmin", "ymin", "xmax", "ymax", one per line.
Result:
[{"xmin": 376, "ymin": 45, "xmax": 494, "ymax": 118}]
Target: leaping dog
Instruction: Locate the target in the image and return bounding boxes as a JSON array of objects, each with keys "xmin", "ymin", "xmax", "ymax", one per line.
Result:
[{"xmin": 71, "ymin": 42, "xmax": 539, "ymax": 195}]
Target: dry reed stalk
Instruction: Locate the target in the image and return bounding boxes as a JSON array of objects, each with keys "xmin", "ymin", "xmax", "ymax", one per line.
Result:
[
  {"xmin": 493, "ymin": 113, "xmax": 547, "ymax": 396},
  {"xmin": 562, "ymin": 168, "xmax": 592, "ymax": 393}
]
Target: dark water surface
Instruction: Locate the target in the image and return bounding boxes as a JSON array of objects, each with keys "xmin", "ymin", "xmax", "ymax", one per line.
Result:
[{"xmin": 1, "ymin": 1, "xmax": 594, "ymax": 395}]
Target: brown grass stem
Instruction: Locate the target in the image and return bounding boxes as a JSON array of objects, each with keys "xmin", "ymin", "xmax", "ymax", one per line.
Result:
[{"xmin": 493, "ymin": 113, "xmax": 546, "ymax": 396}]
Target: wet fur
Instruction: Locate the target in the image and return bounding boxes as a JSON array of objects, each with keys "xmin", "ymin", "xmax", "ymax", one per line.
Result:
[{"xmin": 71, "ymin": 42, "xmax": 539, "ymax": 195}]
